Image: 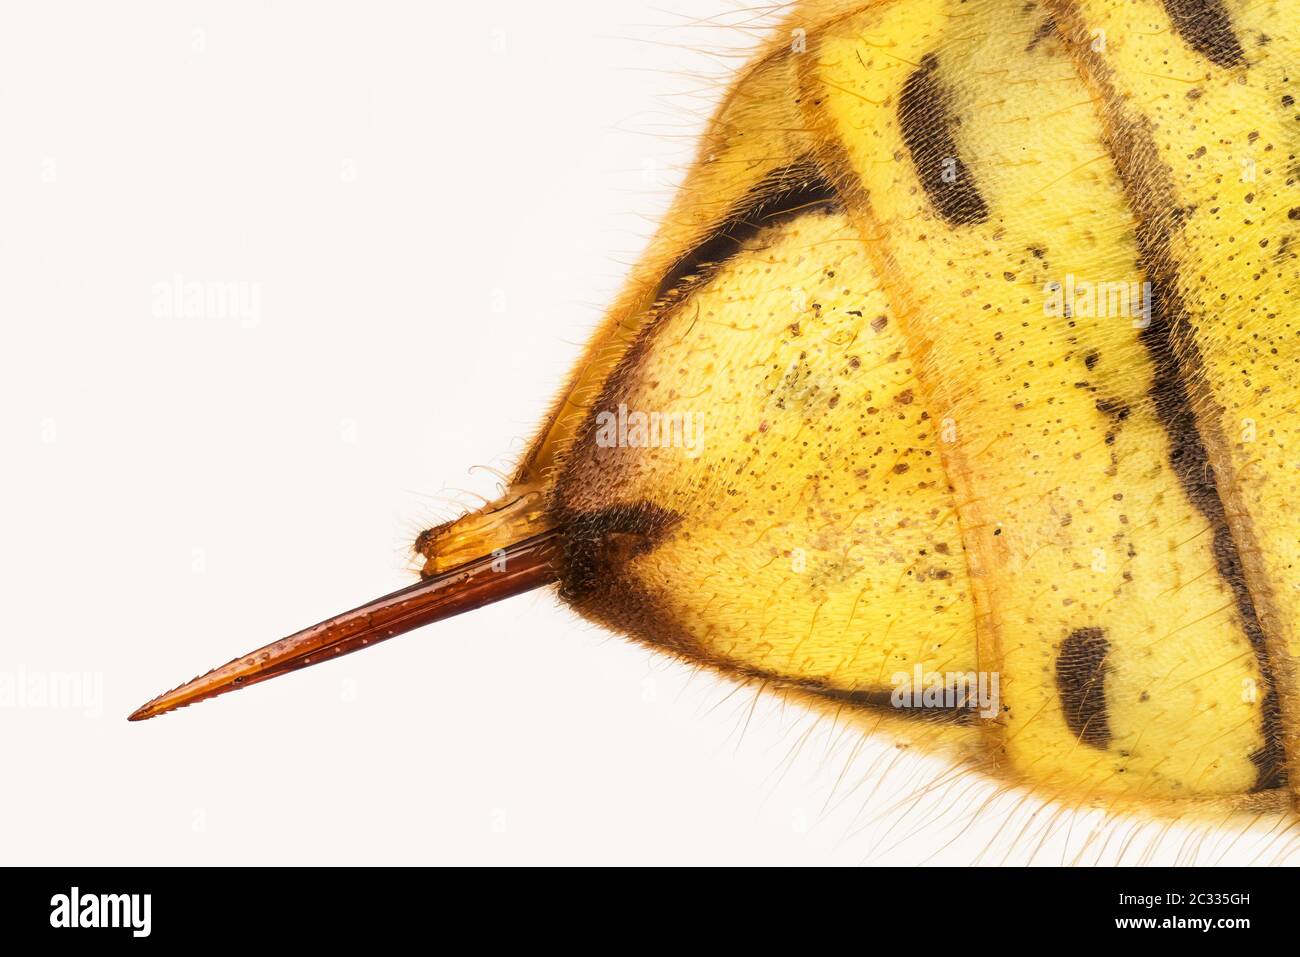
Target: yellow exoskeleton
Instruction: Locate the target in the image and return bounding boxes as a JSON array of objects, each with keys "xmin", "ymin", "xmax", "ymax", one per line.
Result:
[{"xmin": 135, "ymin": 0, "xmax": 1300, "ymax": 833}]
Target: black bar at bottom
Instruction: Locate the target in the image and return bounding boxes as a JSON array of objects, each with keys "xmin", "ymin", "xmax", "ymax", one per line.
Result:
[{"xmin": 0, "ymin": 865, "xmax": 1279, "ymax": 943}]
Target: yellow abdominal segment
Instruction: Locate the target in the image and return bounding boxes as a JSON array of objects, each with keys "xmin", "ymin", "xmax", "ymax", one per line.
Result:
[{"xmin": 417, "ymin": 0, "xmax": 1300, "ymax": 814}]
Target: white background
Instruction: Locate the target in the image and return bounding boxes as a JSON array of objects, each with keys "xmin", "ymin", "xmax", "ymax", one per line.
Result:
[{"xmin": 3, "ymin": 0, "xmax": 1290, "ymax": 865}]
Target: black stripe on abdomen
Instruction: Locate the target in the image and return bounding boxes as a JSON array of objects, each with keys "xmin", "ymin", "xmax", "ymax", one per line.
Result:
[
  {"xmin": 1138, "ymin": 278, "xmax": 1285, "ymax": 789},
  {"xmin": 651, "ymin": 162, "xmax": 841, "ymax": 304}
]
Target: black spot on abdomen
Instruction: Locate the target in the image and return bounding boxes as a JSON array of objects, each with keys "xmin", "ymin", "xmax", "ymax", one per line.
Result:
[
  {"xmin": 898, "ymin": 54, "xmax": 989, "ymax": 226},
  {"xmin": 1056, "ymin": 627, "xmax": 1112, "ymax": 749},
  {"xmin": 1162, "ymin": 0, "xmax": 1246, "ymax": 68}
]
